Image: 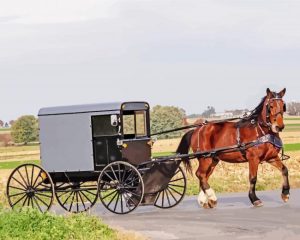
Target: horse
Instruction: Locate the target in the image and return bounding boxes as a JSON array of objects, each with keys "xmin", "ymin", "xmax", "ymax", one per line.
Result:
[{"xmin": 177, "ymin": 88, "xmax": 289, "ymax": 208}]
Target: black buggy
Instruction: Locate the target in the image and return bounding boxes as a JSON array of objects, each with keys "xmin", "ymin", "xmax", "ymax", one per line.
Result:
[{"xmin": 6, "ymin": 102, "xmax": 187, "ymax": 214}]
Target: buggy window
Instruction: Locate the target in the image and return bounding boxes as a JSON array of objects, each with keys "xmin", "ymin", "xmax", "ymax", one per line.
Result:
[
  {"xmin": 123, "ymin": 114, "xmax": 135, "ymax": 135},
  {"xmin": 123, "ymin": 110, "xmax": 148, "ymax": 139},
  {"xmin": 92, "ymin": 115, "xmax": 118, "ymax": 137},
  {"xmin": 136, "ymin": 111, "xmax": 146, "ymax": 136}
]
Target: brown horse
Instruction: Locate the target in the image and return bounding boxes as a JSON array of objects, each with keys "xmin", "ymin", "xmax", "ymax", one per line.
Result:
[{"xmin": 177, "ymin": 88, "xmax": 289, "ymax": 208}]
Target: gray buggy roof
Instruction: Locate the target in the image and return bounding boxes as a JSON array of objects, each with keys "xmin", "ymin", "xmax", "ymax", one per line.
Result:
[{"xmin": 38, "ymin": 102, "xmax": 122, "ymax": 116}]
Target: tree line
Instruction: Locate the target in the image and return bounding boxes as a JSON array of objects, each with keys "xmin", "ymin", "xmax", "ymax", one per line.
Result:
[
  {"xmin": 1, "ymin": 101, "xmax": 300, "ymax": 145},
  {"xmin": 287, "ymin": 102, "xmax": 300, "ymax": 116}
]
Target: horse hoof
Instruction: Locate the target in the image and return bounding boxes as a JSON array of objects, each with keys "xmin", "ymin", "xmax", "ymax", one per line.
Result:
[
  {"xmin": 281, "ymin": 194, "xmax": 290, "ymax": 203},
  {"xmin": 202, "ymin": 203, "xmax": 210, "ymax": 209},
  {"xmin": 208, "ymin": 199, "xmax": 217, "ymax": 208},
  {"xmin": 253, "ymin": 200, "xmax": 264, "ymax": 207}
]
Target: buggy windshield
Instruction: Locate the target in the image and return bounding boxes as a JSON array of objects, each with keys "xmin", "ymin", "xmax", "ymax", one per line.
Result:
[{"xmin": 122, "ymin": 110, "xmax": 147, "ymax": 139}]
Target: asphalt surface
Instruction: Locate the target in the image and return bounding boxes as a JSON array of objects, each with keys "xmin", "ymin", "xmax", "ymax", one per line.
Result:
[{"xmin": 94, "ymin": 189, "xmax": 300, "ymax": 240}]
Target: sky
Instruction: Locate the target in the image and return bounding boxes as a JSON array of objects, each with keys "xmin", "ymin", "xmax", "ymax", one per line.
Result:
[{"xmin": 1, "ymin": 0, "xmax": 300, "ymax": 121}]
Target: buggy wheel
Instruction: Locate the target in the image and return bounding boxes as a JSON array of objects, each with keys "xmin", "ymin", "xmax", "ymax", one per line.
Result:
[
  {"xmin": 6, "ymin": 164, "xmax": 54, "ymax": 213},
  {"xmin": 154, "ymin": 165, "xmax": 187, "ymax": 209},
  {"xmin": 98, "ymin": 161, "xmax": 144, "ymax": 214},
  {"xmin": 55, "ymin": 181, "xmax": 98, "ymax": 213}
]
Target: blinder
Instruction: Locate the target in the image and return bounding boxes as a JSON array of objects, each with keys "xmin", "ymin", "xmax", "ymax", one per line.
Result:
[{"xmin": 264, "ymin": 97, "xmax": 286, "ymax": 129}]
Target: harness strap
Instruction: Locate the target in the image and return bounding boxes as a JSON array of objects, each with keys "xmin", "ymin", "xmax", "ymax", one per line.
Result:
[{"xmin": 236, "ymin": 126, "xmax": 247, "ymax": 160}]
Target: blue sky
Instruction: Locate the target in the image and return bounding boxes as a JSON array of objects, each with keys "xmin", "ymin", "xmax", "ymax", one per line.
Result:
[{"xmin": 1, "ymin": 0, "xmax": 300, "ymax": 121}]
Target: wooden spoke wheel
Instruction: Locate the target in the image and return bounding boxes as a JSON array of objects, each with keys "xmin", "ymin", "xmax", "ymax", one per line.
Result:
[
  {"xmin": 55, "ymin": 181, "xmax": 98, "ymax": 213},
  {"xmin": 154, "ymin": 165, "xmax": 187, "ymax": 209},
  {"xmin": 98, "ymin": 161, "xmax": 144, "ymax": 214},
  {"xmin": 6, "ymin": 164, "xmax": 54, "ymax": 213}
]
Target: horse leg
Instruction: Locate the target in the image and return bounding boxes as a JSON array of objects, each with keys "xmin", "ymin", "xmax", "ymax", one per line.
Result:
[
  {"xmin": 205, "ymin": 157, "xmax": 219, "ymax": 208},
  {"xmin": 196, "ymin": 158, "xmax": 218, "ymax": 209},
  {"xmin": 248, "ymin": 158, "xmax": 263, "ymax": 207},
  {"xmin": 268, "ymin": 158, "xmax": 290, "ymax": 202}
]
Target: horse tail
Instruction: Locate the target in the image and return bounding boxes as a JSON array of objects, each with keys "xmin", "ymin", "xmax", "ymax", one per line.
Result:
[{"xmin": 176, "ymin": 130, "xmax": 194, "ymax": 174}]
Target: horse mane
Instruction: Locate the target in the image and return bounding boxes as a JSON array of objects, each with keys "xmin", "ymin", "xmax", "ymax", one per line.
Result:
[
  {"xmin": 246, "ymin": 96, "xmax": 266, "ymax": 119},
  {"xmin": 237, "ymin": 96, "xmax": 267, "ymax": 126}
]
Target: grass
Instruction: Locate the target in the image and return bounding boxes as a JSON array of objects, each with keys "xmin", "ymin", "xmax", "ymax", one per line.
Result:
[
  {"xmin": 0, "ymin": 181, "xmax": 143, "ymax": 240},
  {"xmin": 0, "ymin": 208, "xmax": 117, "ymax": 240},
  {"xmin": 284, "ymin": 124, "xmax": 300, "ymax": 132},
  {"xmin": 0, "ymin": 145, "xmax": 39, "ymax": 154},
  {"xmin": 286, "ymin": 123, "xmax": 300, "ymax": 127},
  {"xmin": 285, "ymin": 117, "xmax": 300, "ymax": 121},
  {"xmin": 152, "ymin": 152, "xmax": 174, "ymax": 157},
  {"xmin": 284, "ymin": 143, "xmax": 300, "ymax": 151},
  {"xmin": 0, "ymin": 160, "xmax": 40, "ymax": 170},
  {"xmin": 0, "ymin": 128, "xmax": 10, "ymax": 132}
]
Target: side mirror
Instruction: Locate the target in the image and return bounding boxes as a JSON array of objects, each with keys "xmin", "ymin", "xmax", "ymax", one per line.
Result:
[{"xmin": 110, "ymin": 115, "xmax": 118, "ymax": 127}]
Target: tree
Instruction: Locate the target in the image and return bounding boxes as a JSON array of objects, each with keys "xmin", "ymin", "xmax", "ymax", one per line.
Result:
[
  {"xmin": 9, "ymin": 120, "xmax": 15, "ymax": 126},
  {"xmin": 201, "ymin": 106, "xmax": 216, "ymax": 118},
  {"xmin": 150, "ymin": 105, "xmax": 185, "ymax": 139},
  {"xmin": 11, "ymin": 115, "xmax": 39, "ymax": 144},
  {"xmin": 0, "ymin": 120, "xmax": 3, "ymax": 128},
  {"xmin": 287, "ymin": 102, "xmax": 300, "ymax": 116}
]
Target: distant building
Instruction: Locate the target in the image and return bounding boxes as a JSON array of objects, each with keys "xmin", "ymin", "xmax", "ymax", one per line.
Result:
[{"xmin": 212, "ymin": 112, "xmax": 234, "ymax": 118}]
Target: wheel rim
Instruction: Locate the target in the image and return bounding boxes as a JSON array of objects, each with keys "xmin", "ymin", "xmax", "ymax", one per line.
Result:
[
  {"xmin": 98, "ymin": 161, "xmax": 144, "ymax": 214},
  {"xmin": 6, "ymin": 164, "xmax": 54, "ymax": 213},
  {"xmin": 55, "ymin": 181, "xmax": 98, "ymax": 213},
  {"xmin": 154, "ymin": 165, "xmax": 186, "ymax": 209}
]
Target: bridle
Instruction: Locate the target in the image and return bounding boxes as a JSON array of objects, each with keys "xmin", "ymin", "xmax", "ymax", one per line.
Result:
[{"xmin": 264, "ymin": 96, "xmax": 286, "ymax": 129}]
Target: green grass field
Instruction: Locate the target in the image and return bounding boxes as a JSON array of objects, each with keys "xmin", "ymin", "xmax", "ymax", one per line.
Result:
[
  {"xmin": 0, "ymin": 160, "xmax": 40, "ymax": 170},
  {"xmin": 0, "ymin": 208, "xmax": 117, "ymax": 240},
  {"xmin": 284, "ymin": 123, "xmax": 300, "ymax": 132},
  {"xmin": 286, "ymin": 123, "xmax": 300, "ymax": 127},
  {"xmin": 0, "ymin": 128, "xmax": 10, "ymax": 132},
  {"xmin": 284, "ymin": 143, "xmax": 300, "ymax": 151},
  {"xmin": 285, "ymin": 117, "xmax": 300, "ymax": 121}
]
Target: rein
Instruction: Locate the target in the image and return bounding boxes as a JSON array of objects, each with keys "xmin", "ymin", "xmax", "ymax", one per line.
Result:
[{"xmin": 150, "ymin": 117, "xmax": 242, "ymax": 137}]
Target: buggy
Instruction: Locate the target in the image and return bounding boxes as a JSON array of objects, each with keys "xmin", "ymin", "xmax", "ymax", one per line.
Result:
[{"xmin": 6, "ymin": 102, "xmax": 186, "ymax": 214}]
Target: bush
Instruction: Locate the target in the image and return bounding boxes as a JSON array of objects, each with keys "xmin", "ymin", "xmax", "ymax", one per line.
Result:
[
  {"xmin": 11, "ymin": 115, "xmax": 38, "ymax": 144},
  {"xmin": 0, "ymin": 208, "xmax": 117, "ymax": 240}
]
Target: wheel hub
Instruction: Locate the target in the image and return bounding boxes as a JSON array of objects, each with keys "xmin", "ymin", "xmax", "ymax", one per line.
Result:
[
  {"xmin": 116, "ymin": 184, "xmax": 125, "ymax": 193},
  {"xmin": 26, "ymin": 187, "xmax": 35, "ymax": 197}
]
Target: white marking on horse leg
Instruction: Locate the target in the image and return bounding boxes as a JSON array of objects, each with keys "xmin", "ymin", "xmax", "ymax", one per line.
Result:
[
  {"xmin": 206, "ymin": 188, "xmax": 217, "ymax": 201},
  {"xmin": 197, "ymin": 190, "xmax": 208, "ymax": 207}
]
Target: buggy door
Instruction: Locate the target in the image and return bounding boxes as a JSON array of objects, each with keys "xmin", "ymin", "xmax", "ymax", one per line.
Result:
[
  {"xmin": 121, "ymin": 102, "xmax": 151, "ymax": 165},
  {"xmin": 92, "ymin": 114, "xmax": 122, "ymax": 170}
]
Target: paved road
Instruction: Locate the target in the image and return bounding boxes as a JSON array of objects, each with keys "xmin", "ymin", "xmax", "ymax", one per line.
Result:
[{"xmin": 94, "ymin": 189, "xmax": 300, "ymax": 240}]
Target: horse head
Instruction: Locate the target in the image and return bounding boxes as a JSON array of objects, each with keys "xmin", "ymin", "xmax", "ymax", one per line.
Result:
[{"xmin": 263, "ymin": 88, "xmax": 286, "ymax": 133}]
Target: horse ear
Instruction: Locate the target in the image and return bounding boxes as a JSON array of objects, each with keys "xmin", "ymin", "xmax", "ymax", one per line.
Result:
[
  {"xmin": 279, "ymin": 88, "xmax": 286, "ymax": 97},
  {"xmin": 266, "ymin": 88, "xmax": 272, "ymax": 96}
]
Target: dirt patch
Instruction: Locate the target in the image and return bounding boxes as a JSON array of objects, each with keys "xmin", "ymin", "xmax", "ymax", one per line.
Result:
[{"xmin": 152, "ymin": 138, "xmax": 180, "ymax": 153}]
